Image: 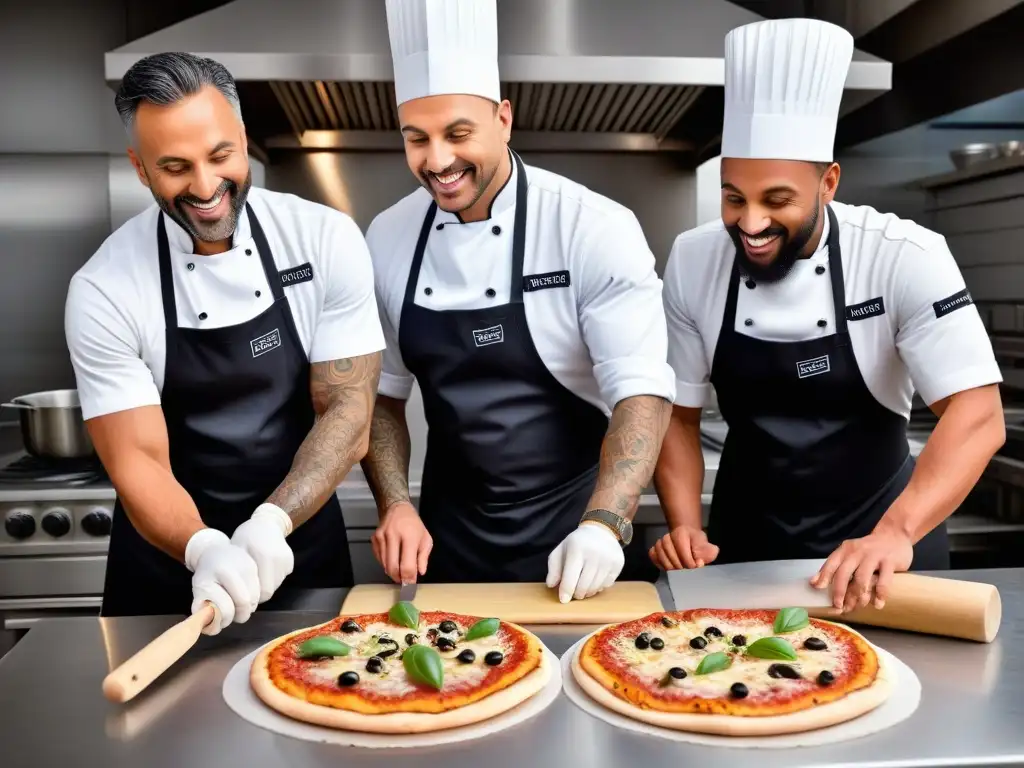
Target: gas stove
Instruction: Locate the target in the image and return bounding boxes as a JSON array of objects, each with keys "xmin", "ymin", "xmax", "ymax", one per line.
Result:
[{"xmin": 0, "ymin": 450, "xmax": 115, "ymax": 634}]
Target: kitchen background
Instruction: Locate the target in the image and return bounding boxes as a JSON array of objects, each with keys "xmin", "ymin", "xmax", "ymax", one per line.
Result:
[{"xmin": 3, "ymin": 0, "xmax": 1024, "ymax": 651}]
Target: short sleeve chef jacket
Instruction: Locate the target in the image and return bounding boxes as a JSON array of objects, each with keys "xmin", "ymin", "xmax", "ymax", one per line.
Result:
[
  {"xmin": 367, "ymin": 161, "xmax": 676, "ymax": 413},
  {"xmin": 663, "ymin": 200, "xmax": 1002, "ymax": 417},
  {"xmin": 65, "ymin": 187, "xmax": 386, "ymax": 421}
]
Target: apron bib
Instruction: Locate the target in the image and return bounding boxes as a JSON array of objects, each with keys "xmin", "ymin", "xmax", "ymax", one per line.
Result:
[
  {"xmin": 707, "ymin": 205, "xmax": 949, "ymax": 569},
  {"xmin": 398, "ymin": 152, "xmax": 611, "ymax": 583},
  {"xmin": 101, "ymin": 204, "xmax": 353, "ymax": 617}
]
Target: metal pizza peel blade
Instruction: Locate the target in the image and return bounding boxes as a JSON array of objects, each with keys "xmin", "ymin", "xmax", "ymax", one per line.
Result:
[{"xmin": 666, "ymin": 559, "xmax": 836, "ymax": 611}]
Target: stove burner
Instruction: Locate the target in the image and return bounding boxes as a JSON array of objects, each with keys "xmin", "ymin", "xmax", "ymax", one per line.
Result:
[{"xmin": 0, "ymin": 453, "xmax": 107, "ymax": 485}]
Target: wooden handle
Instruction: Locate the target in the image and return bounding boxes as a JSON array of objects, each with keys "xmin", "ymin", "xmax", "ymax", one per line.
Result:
[
  {"xmin": 808, "ymin": 573, "xmax": 1002, "ymax": 643},
  {"xmin": 102, "ymin": 602, "xmax": 218, "ymax": 703}
]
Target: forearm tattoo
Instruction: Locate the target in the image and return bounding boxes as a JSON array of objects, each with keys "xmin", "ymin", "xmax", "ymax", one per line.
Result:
[
  {"xmin": 360, "ymin": 397, "xmax": 413, "ymax": 518},
  {"xmin": 266, "ymin": 352, "xmax": 382, "ymax": 528},
  {"xmin": 588, "ymin": 395, "xmax": 672, "ymax": 520}
]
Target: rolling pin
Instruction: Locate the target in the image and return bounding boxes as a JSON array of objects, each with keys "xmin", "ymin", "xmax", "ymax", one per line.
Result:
[
  {"xmin": 807, "ymin": 573, "xmax": 1002, "ymax": 643},
  {"xmin": 102, "ymin": 602, "xmax": 218, "ymax": 703}
]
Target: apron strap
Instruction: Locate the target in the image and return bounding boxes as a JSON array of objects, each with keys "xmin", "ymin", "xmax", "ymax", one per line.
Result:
[
  {"xmin": 245, "ymin": 203, "xmax": 286, "ymax": 301},
  {"xmin": 823, "ymin": 205, "xmax": 849, "ymax": 339},
  {"xmin": 403, "ymin": 200, "xmax": 438, "ymax": 308},
  {"xmin": 156, "ymin": 213, "xmax": 178, "ymax": 332},
  {"xmin": 722, "ymin": 259, "xmax": 743, "ymax": 331},
  {"xmin": 508, "ymin": 150, "xmax": 530, "ymax": 305}
]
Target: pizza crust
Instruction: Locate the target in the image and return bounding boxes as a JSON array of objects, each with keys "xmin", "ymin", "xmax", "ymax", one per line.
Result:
[
  {"xmin": 250, "ymin": 623, "xmax": 552, "ymax": 734},
  {"xmin": 571, "ymin": 622, "xmax": 893, "ymax": 737}
]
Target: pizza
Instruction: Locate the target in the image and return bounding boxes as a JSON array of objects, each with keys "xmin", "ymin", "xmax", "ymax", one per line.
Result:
[
  {"xmin": 572, "ymin": 607, "xmax": 893, "ymax": 736},
  {"xmin": 250, "ymin": 601, "xmax": 551, "ymax": 733}
]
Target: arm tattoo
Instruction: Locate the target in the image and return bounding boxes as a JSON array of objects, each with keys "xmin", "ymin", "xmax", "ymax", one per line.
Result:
[
  {"xmin": 266, "ymin": 352, "xmax": 382, "ymax": 528},
  {"xmin": 587, "ymin": 395, "xmax": 672, "ymax": 520},
  {"xmin": 360, "ymin": 396, "xmax": 413, "ymax": 518}
]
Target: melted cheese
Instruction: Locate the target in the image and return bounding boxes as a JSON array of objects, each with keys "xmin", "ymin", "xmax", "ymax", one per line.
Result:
[
  {"xmin": 301, "ymin": 619, "xmax": 509, "ymax": 695},
  {"xmin": 609, "ymin": 616, "xmax": 851, "ymax": 700}
]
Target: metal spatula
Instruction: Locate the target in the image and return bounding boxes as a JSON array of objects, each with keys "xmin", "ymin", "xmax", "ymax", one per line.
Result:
[{"xmin": 666, "ymin": 559, "xmax": 837, "ymax": 611}]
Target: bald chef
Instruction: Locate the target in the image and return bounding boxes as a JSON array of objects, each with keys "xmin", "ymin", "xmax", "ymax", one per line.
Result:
[
  {"xmin": 360, "ymin": 0, "xmax": 676, "ymax": 602},
  {"xmin": 64, "ymin": 53, "xmax": 384, "ymax": 634},
  {"xmin": 652, "ymin": 19, "xmax": 1005, "ymax": 612}
]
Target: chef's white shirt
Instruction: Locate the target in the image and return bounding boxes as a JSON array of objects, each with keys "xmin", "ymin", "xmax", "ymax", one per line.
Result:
[
  {"xmin": 65, "ymin": 186, "xmax": 386, "ymax": 421},
  {"xmin": 366, "ymin": 159, "xmax": 676, "ymax": 413},
  {"xmin": 664, "ymin": 200, "xmax": 1002, "ymax": 417}
]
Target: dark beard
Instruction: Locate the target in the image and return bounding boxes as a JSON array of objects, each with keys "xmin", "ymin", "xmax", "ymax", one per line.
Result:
[
  {"xmin": 727, "ymin": 201, "xmax": 821, "ymax": 283},
  {"xmin": 421, "ymin": 160, "xmax": 501, "ymax": 216},
  {"xmin": 153, "ymin": 169, "xmax": 252, "ymax": 247}
]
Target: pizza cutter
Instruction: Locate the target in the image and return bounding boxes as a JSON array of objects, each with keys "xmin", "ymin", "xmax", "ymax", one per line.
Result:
[
  {"xmin": 102, "ymin": 602, "xmax": 218, "ymax": 703},
  {"xmin": 666, "ymin": 559, "xmax": 838, "ymax": 611}
]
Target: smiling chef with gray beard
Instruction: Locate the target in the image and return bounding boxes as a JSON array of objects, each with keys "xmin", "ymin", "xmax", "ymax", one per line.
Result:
[
  {"xmin": 64, "ymin": 52, "xmax": 385, "ymax": 635},
  {"xmin": 652, "ymin": 18, "xmax": 1005, "ymax": 615}
]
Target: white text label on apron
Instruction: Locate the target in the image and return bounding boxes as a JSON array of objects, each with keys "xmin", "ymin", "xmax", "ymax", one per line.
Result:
[
  {"xmin": 472, "ymin": 324, "xmax": 505, "ymax": 347},
  {"xmin": 251, "ymin": 328, "xmax": 283, "ymax": 358},
  {"xmin": 797, "ymin": 354, "xmax": 830, "ymax": 379}
]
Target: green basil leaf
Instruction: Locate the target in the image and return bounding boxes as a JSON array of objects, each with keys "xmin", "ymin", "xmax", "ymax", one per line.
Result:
[
  {"xmin": 695, "ymin": 651, "xmax": 732, "ymax": 675},
  {"xmin": 297, "ymin": 637, "xmax": 351, "ymax": 659},
  {"xmin": 389, "ymin": 600, "xmax": 420, "ymax": 630},
  {"xmin": 773, "ymin": 607, "xmax": 810, "ymax": 634},
  {"xmin": 464, "ymin": 618, "xmax": 500, "ymax": 641},
  {"xmin": 745, "ymin": 637, "xmax": 798, "ymax": 661},
  {"xmin": 402, "ymin": 644, "xmax": 444, "ymax": 690}
]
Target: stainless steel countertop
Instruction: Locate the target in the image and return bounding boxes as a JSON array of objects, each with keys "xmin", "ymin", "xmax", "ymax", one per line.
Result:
[{"xmin": 1, "ymin": 569, "xmax": 1022, "ymax": 768}]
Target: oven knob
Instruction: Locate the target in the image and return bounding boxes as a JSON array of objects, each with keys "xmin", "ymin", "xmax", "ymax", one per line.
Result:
[
  {"xmin": 42, "ymin": 509, "xmax": 72, "ymax": 538},
  {"xmin": 5, "ymin": 510, "xmax": 36, "ymax": 540},
  {"xmin": 82, "ymin": 508, "xmax": 112, "ymax": 537}
]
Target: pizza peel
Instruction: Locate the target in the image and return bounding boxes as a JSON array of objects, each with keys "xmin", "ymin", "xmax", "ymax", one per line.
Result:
[
  {"xmin": 666, "ymin": 559, "xmax": 837, "ymax": 611},
  {"xmin": 102, "ymin": 601, "xmax": 218, "ymax": 703}
]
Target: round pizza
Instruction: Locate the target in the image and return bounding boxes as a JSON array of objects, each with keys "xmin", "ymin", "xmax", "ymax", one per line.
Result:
[
  {"xmin": 572, "ymin": 607, "xmax": 893, "ymax": 736},
  {"xmin": 250, "ymin": 601, "xmax": 551, "ymax": 733}
]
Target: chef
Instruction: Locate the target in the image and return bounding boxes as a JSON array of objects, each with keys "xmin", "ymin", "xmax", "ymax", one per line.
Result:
[
  {"xmin": 360, "ymin": 0, "xmax": 676, "ymax": 602},
  {"xmin": 64, "ymin": 52, "xmax": 385, "ymax": 634},
  {"xmin": 651, "ymin": 19, "xmax": 1005, "ymax": 612}
]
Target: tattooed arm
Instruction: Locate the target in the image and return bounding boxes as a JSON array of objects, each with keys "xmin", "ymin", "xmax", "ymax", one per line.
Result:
[
  {"xmin": 585, "ymin": 395, "xmax": 672, "ymax": 520},
  {"xmin": 360, "ymin": 394, "xmax": 413, "ymax": 517},
  {"xmin": 265, "ymin": 352, "xmax": 382, "ymax": 528}
]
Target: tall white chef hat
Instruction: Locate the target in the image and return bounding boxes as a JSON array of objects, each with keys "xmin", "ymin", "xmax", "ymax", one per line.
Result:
[
  {"xmin": 385, "ymin": 0, "xmax": 501, "ymax": 107},
  {"xmin": 721, "ymin": 18, "xmax": 854, "ymax": 162}
]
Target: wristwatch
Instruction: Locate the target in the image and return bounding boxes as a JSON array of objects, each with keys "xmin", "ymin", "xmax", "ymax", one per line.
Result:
[{"xmin": 580, "ymin": 508, "xmax": 633, "ymax": 547}]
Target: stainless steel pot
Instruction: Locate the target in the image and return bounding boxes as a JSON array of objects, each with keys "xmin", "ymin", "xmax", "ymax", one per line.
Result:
[{"xmin": 0, "ymin": 389, "xmax": 95, "ymax": 458}]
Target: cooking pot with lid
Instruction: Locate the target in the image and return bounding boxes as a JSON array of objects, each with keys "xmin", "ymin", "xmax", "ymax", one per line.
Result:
[{"xmin": 0, "ymin": 389, "xmax": 95, "ymax": 459}]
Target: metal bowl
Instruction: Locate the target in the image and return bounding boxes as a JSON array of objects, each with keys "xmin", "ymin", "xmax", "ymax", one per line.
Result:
[
  {"xmin": 950, "ymin": 143, "xmax": 1000, "ymax": 170},
  {"xmin": 1, "ymin": 389, "xmax": 95, "ymax": 459}
]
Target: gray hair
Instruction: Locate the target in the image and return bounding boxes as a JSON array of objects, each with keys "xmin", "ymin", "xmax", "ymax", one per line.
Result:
[{"xmin": 115, "ymin": 52, "xmax": 243, "ymax": 135}]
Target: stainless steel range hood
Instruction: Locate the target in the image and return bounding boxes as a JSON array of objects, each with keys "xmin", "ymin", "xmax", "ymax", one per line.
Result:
[{"xmin": 104, "ymin": 0, "xmax": 892, "ymax": 156}]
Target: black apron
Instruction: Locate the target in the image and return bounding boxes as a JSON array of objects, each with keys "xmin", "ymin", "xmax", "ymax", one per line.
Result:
[
  {"xmin": 397, "ymin": 152, "xmax": 613, "ymax": 583},
  {"xmin": 707, "ymin": 205, "xmax": 949, "ymax": 570},
  {"xmin": 101, "ymin": 205, "xmax": 353, "ymax": 617}
]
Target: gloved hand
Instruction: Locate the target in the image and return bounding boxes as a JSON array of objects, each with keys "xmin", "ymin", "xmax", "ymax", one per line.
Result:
[
  {"xmin": 546, "ymin": 522, "xmax": 625, "ymax": 604},
  {"xmin": 230, "ymin": 503, "xmax": 294, "ymax": 604},
  {"xmin": 185, "ymin": 528, "xmax": 261, "ymax": 636}
]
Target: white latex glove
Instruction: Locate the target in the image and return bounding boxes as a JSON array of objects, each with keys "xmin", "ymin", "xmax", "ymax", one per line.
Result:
[
  {"xmin": 230, "ymin": 503, "xmax": 294, "ymax": 604},
  {"xmin": 185, "ymin": 528, "xmax": 261, "ymax": 636},
  {"xmin": 545, "ymin": 523, "xmax": 625, "ymax": 604}
]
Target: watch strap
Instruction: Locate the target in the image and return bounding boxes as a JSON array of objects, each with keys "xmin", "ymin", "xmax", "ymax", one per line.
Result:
[{"xmin": 581, "ymin": 508, "xmax": 632, "ymax": 546}]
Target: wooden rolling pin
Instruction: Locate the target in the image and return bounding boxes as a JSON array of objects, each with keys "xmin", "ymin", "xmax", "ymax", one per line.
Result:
[
  {"xmin": 807, "ymin": 573, "xmax": 1002, "ymax": 643},
  {"xmin": 102, "ymin": 602, "xmax": 218, "ymax": 703}
]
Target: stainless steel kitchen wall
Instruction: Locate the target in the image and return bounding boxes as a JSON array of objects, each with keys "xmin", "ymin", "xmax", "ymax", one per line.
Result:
[
  {"xmin": 0, "ymin": 0, "xmax": 129, "ymax": 408},
  {"xmin": 266, "ymin": 149, "xmax": 696, "ymax": 483}
]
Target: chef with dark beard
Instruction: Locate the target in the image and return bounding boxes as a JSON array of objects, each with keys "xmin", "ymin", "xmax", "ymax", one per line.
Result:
[
  {"xmin": 64, "ymin": 52, "xmax": 384, "ymax": 633},
  {"xmin": 652, "ymin": 19, "xmax": 1005, "ymax": 613}
]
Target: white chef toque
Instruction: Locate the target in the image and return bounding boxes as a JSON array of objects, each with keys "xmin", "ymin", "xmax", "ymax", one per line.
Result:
[
  {"xmin": 721, "ymin": 18, "xmax": 854, "ymax": 162},
  {"xmin": 385, "ymin": 0, "xmax": 501, "ymax": 107}
]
